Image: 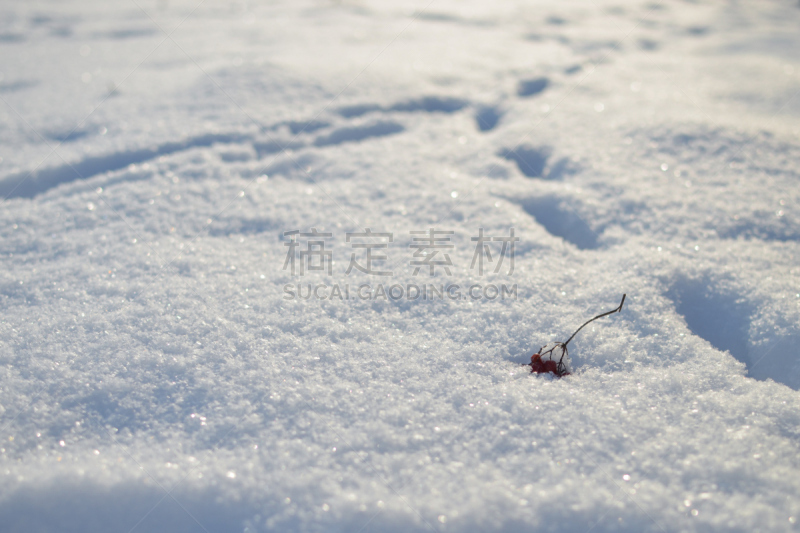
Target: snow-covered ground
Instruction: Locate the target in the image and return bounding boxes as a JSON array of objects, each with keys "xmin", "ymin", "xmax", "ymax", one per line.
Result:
[{"xmin": 2, "ymin": 1, "xmax": 800, "ymax": 531}]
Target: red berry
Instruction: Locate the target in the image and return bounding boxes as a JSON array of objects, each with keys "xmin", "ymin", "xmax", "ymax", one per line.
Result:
[{"xmin": 528, "ymin": 351, "xmax": 570, "ymax": 377}]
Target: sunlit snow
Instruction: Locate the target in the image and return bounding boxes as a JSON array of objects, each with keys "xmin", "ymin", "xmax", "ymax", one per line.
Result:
[{"xmin": 1, "ymin": 1, "xmax": 800, "ymax": 532}]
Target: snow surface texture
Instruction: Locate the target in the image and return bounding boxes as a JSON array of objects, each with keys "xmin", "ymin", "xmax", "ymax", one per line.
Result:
[{"xmin": 1, "ymin": 0, "xmax": 800, "ymax": 532}]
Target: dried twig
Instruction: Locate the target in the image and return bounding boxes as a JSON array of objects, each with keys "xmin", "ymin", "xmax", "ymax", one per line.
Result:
[{"xmin": 528, "ymin": 294, "xmax": 626, "ymax": 377}]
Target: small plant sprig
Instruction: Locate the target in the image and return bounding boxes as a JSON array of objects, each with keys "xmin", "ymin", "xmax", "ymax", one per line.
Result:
[{"xmin": 528, "ymin": 294, "xmax": 626, "ymax": 377}]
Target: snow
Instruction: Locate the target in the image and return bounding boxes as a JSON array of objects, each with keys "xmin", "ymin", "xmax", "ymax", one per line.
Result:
[{"xmin": 1, "ymin": 0, "xmax": 800, "ymax": 531}]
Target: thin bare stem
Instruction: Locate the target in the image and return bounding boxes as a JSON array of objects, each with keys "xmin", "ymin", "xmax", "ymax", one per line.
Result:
[{"xmin": 563, "ymin": 294, "xmax": 626, "ymax": 347}]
